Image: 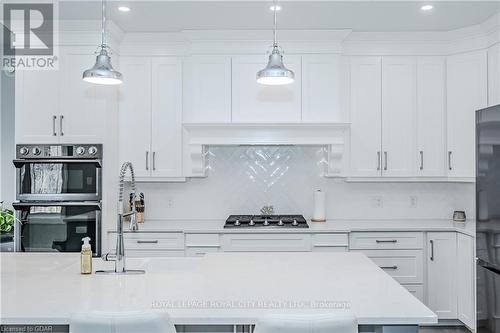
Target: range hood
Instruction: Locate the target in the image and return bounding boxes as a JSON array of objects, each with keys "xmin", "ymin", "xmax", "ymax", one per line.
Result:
[{"xmin": 182, "ymin": 123, "xmax": 350, "ymax": 178}]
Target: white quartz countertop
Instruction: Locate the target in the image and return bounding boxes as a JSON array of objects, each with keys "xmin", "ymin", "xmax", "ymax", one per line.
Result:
[
  {"xmin": 111, "ymin": 218, "xmax": 475, "ymax": 237},
  {"xmin": 0, "ymin": 252, "xmax": 437, "ymax": 326}
]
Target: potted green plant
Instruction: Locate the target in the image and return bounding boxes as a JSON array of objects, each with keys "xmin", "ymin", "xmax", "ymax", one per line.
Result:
[{"xmin": 0, "ymin": 201, "xmax": 18, "ymax": 235}]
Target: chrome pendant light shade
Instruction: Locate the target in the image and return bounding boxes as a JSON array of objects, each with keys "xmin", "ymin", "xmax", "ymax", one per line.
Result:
[
  {"xmin": 256, "ymin": 45, "xmax": 294, "ymax": 85},
  {"xmin": 82, "ymin": 0, "xmax": 123, "ymax": 85},
  {"xmin": 256, "ymin": 0, "xmax": 294, "ymax": 85}
]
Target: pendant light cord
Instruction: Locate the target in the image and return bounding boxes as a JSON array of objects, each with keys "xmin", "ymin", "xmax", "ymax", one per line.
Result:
[
  {"xmin": 273, "ymin": 0, "xmax": 277, "ymax": 47},
  {"xmin": 101, "ymin": 0, "xmax": 107, "ymax": 49}
]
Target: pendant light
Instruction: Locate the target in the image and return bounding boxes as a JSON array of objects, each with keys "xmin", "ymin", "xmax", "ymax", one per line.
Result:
[
  {"xmin": 256, "ymin": 0, "xmax": 294, "ymax": 85},
  {"xmin": 82, "ymin": 0, "xmax": 123, "ymax": 85}
]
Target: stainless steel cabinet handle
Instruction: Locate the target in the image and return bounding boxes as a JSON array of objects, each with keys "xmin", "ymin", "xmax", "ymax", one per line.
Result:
[
  {"xmin": 380, "ymin": 265, "xmax": 398, "ymax": 270},
  {"xmin": 377, "ymin": 152, "xmax": 381, "ymax": 171},
  {"xmin": 153, "ymin": 152, "xmax": 156, "ymax": 171},
  {"xmin": 430, "ymin": 240, "xmax": 434, "ymax": 261},
  {"xmin": 419, "ymin": 151, "xmax": 424, "ymax": 170},
  {"xmin": 52, "ymin": 115, "xmax": 57, "ymax": 136},
  {"xmin": 384, "ymin": 152, "xmax": 388, "ymax": 171},
  {"xmin": 448, "ymin": 151, "xmax": 453, "ymax": 171},
  {"xmin": 376, "ymin": 239, "xmax": 398, "ymax": 243},
  {"xmin": 59, "ymin": 115, "xmax": 64, "ymax": 136},
  {"xmin": 145, "ymin": 151, "xmax": 149, "ymax": 170},
  {"xmin": 137, "ymin": 240, "xmax": 158, "ymax": 244}
]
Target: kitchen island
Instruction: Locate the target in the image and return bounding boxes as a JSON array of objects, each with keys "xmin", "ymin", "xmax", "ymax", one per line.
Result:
[{"xmin": 0, "ymin": 252, "xmax": 437, "ymax": 332}]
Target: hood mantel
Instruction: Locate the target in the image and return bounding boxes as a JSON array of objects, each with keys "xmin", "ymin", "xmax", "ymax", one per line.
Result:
[{"xmin": 182, "ymin": 123, "xmax": 350, "ymax": 178}]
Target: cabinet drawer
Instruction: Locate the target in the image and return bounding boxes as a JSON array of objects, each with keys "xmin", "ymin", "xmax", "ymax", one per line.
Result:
[
  {"xmin": 109, "ymin": 232, "xmax": 184, "ymax": 250},
  {"xmin": 403, "ymin": 284, "xmax": 424, "ymax": 303},
  {"xmin": 221, "ymin": 233, "xmax": 311, "ymax": 252},
  {"xmin": 312, "ymin": 233, "xmax": 349, "ymax": 247},
  {"xmin": 353, "ymin": 249, "xmax": 424, "ymax": 284},
  {"xmin": 350, "ymin": 232, "xmax": 423, "ymax": 250},
  {"xmin": 127, "ymin": 250, "xmax": 185, "ymax": 258},
  {"xmin": 185, "ymin": 233, "xmax": 220, "ymax": 247},
  {"xmin": 312, "ymin": 246, "xmax": 348, "ymax": 253},
  {"xmin": 185, "ymin": 246, "xmax": 220, "ymax": 257}
]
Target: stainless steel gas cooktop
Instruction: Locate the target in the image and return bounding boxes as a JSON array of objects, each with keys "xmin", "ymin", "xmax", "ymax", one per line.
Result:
[{"xmin": 224, "ymin": 215, "xmax": 308, "ymax": 228}]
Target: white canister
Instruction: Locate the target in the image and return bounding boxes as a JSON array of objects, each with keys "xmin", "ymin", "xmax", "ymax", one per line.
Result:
[{"xmin": 312, "ymin": 190, "xmax": 326, "ymax": 222}]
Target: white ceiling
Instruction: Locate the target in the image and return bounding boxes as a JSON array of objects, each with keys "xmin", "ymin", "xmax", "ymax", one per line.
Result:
[{"xmin": 59, "ymin": 1, "xmax": 500, "ymax": 33}]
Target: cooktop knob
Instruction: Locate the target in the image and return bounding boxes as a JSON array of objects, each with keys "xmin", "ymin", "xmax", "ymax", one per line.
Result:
[
  {"xmin": 249, "ymin": 220, "xmax": 255, "ymax": 226},
  {"xmin": 19, "ymin": 146, "xmax": 29, "ymax": 156},
  {"xmin": 278, "ymin": 219, "xmax": 284, "ymax": 226},
  {"xmin": 75, "ymin": 146, "xmax": 86, "ymax": 156},
  {"xmin": 32, "ymin": 147, "xmax": 41, "ymax": 156},
  {"xmin": 234, "ymin": 219, "xmax": 241, "ymax": 226},
  {"xmin": 292, "ymin": 219, "xmax": 299, "ymax": 226},
  {"xmin": 88, "ymin": 146, "xmax": 98, "ymax": 156},
  {"xmin": 263, "ymin": 220, "xmax": 269, "ymax": 226}
]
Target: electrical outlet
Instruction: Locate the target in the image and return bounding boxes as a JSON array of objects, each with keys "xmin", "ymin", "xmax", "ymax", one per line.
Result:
[
  {"xmin": 371, "ymin": 196, "xmax": 383, "ymax": 208},
  {"xmin": 410, "ymin": 196, "xmax": 418, "ymax": 208}
]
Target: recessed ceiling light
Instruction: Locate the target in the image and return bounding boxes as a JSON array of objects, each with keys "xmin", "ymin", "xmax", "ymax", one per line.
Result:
[
  {"xmin": 269, "ymin": 5, "xmax": 281, "ymax": 11},
  {"xmin": 421, "ymin": 4, "xmax": 433, "ymax": 11},
  {"xmin": 118, "ymin": 6, "xmax": 131, "ymax": 12}
]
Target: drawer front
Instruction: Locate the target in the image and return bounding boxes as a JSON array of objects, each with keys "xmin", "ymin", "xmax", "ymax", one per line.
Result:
[
  {"xmin": 127, "ymin": 250, "xmax": 185, "ymax": 258},
  {"xmin": 403, "ymin": 284, "xmax": 424, "ymax": 303},
  {"xmin": 108, "ymin": 232, "xmax": 184, "ymax": 250},
  {"xmin": 185, "ymin": 246, "xmax": 220, "ymax": 257},
  {"xmin": 312, "ymin": 233, "xmax": 349, "ymax": 247},
  {"xmin": 312, "ymin": 246, "xmax": 348, "ymax": 253},
  {"xmin": 221, "ymin": 233, "xmax": 311, "ymax": 252},
  {"xmin": 185, "ymin": 233, "xmax": 221, "ymax": 247},
  {"xmin": 353, "ymin": 249, "xmax": 424, "ymax": 284},
  {"xmin": 350, "ymin": 232, "xmax": 423, "ymax": 250}
]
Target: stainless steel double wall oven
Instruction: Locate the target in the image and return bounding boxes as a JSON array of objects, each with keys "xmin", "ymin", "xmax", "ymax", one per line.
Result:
[{"xmin": 13, "ymin": 144, "xmax": 102, "ymax": 256}]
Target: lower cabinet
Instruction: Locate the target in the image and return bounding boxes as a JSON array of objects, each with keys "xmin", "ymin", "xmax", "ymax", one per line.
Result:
[
  {"xmin": 403, "ymin": 284, "xmax": 425, "ymax": 303},
  {"xmin": 457, "ymin": 233, "xmax": 475, "ymax": 330},
  {"xmin": 426, "ymin": 232, "xmax": 458, "ymax": 319}
]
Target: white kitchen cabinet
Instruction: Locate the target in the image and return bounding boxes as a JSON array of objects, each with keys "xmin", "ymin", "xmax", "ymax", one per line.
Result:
[
  {"xmin": 119, "ymin": 56, "xmax": 183, "ymax": 179},
  {"xmin": 349, "ymin": 56, "xmax": 383, "ymax": 177},
  {"xmin": 403, "ymin": 284, "xmax": 425, "ymax": 303},
  {"xmin": 416, "ymin": 57, "xmax": 446, "ymax": 177},
  {"xmin": 447, "ymin": 50, "xmax": 488, "ymax": 178},
  {"xmin": 221, "ymin": 233, "xmax": 311, "ymax": 252},
  {"xmin": 183, "ymin": 56, "xmax": 232, "ymax": 123},
  {"xmin": 15, "ymin": 47, "xmax": 110, "ymax": 144},
  {"xmin": 427, "ymin": 232, "xmax": 457, "ymax": 319},
  {"xmin": 231, "ymin": 55, "xmax": 302, "ymax": 123},
  {"xmin": 118, "ymin": 57, "xmax": 152, "ymax": 178},
  {"xmin": 457, "ymin": 233, "xmax": 475, "ymax": 329},
  {"xmin": 488, "ymin": 44, "xmax": 500, "ymax": 107},
  {"xmin": 302, "ymin": 54, "xmax": 343, "ymax": 122},
  {"xmin": 151, "ymin": 58, "xmax": 183, "ymax": 178},
  {"xmin": 381, "ymin": 57, "xmax": 417, "ymax": 177}
]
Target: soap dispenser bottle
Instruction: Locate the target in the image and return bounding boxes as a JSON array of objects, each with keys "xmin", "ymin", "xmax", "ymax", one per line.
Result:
[{"xmin": 80, "ymin": 237, "xmax": 92, "ymax": 274}]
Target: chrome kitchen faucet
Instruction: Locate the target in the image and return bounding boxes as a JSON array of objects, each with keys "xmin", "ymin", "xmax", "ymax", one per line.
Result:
[{"xmin": 96, "ymin": 162, "xmax": 145, "ymax": 274}]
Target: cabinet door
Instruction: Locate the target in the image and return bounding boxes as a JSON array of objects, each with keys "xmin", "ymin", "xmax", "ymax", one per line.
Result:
[
  {"xmin": 302, "ymin": 54, "xmax": 343, "ymax": 122},
  {"xmin": 59, "ymin": 49, "xmax": 110, "ymax": 143},
  {"xmin": 15, "ymin": 70, "xmax": 60, "ymax": 143},
  {"xmin": 416, "ymin": 57, "xmax": 446, "ymax": 177},
  {"xmin": 232, "ymin": 55, "xmax": 301, "ymax": 123},
  {"xmin": 382, "ymin": 57, "xmax": 417, "ymax": 177},
  {"xmin": 447, "ymin": 50, "xmax": 488, "ymax": 178},
  {"xmin": 183, "ymin": 56, "xmax": 232, "ymax": 123},
  {"xmin": 427, "ymin": 232, "xmax": 457, "ymax": 319},
  {"xmin": 118, "ymin": 57, "xmax": 152, "ymax": 178},
  {"xmin": 488, "ymin": 44, "xmax": 500, "ymax": 107},
  {"xmin": 349, "ymin": 56, "xmax": 382, "ymax": 177},
  {"xmin": 457, "ymin": 233, "xmax": 475, "ymax": 330},
  {"xmin": 151, "ymin": 58, "xmax": 183, "ymax": 178}
]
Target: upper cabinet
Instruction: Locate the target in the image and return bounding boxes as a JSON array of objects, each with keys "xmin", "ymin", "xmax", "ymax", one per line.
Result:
[
  {"xmin": 231, "ymin": 55, "xmax": 302, "ymax": 123},
  {"xmin": 15, "ymin": 46, "xmax": 113, "ymax": 144},
  {"xmin": 488, "ymin": 44, "xmax": 500, "ymax": 107},
  {"xmin": 381, "ymin": 56, "xmax": 417, "ymax": 177},
  {"xmin": 119, "ymin": 56, "xmax": 183, "ymax": 180},
  {"xmin": 183, "ymin": 56, "xmax": 232, "ymax": 123},
  {"xmin": 446, "ymin": 50, "xmax": 488, "ymax": 179},
  {"xmin": 302, "ymin": 54, "xmax": 345, "ymax": 122}
]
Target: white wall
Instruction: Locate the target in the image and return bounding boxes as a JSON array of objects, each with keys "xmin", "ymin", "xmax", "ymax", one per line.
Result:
[{"xmin": 134, "ymin": 146, "xmax": 474, "ymax": 221}]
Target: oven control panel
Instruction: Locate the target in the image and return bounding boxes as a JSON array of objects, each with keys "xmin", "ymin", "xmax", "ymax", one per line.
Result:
[{"xmin": 16, "ymin": 144, "xmax": 102, "ymax": 159}]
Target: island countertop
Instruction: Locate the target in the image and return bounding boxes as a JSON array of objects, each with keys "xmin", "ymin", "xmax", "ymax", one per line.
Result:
[{"xmin": 0, "ymin": 252, "xmax": 437, "ymax": 326}]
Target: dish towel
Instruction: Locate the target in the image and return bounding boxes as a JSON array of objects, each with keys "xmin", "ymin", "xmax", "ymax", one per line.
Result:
[{"xmin": 30, "ymin": 164, "xmax": 63, "ymax": 214}]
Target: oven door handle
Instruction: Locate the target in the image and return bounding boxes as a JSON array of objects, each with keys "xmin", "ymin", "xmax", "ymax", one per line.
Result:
[
  {"xmin": 12, "ymin": 202, "xmax": 102, "ymax": 210},
  {"xmin": 13, "ymin": 159, "xmax": 102, "ymax": 168}
]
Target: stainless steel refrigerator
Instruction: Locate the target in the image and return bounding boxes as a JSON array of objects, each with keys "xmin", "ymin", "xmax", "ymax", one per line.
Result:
[{"xmin": 476, "ymin": 104, "xmax": 500, "ymax": 333}]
